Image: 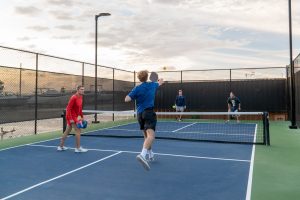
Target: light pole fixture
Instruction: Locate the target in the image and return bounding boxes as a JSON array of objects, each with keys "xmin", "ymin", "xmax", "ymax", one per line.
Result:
[{"xmin": 93, "ymin": 12, "xmax": 111, "ymax": 123}]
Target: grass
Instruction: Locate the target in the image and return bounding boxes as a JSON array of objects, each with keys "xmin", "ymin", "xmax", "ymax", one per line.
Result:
[
  {"xmin": 252, "ymin": 121, "xmax": 300, "ymax": 200},
  {"xmin": 0, "ymin": 131, "xmax": 62, "ymax": 150},
  {"xmin": 0, "ymin": 119, "xmax": 136, "ymax": 150}
]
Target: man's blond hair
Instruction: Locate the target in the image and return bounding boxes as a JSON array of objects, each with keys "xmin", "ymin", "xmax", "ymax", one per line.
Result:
[{"xmin": 137, "ymin": 70, "xmax": 148, "ymax": 82}]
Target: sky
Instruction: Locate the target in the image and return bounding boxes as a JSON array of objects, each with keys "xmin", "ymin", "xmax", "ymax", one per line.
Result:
[{"xmin": 0, "ymin": 0, "xmax": 299, "ymax": 72}]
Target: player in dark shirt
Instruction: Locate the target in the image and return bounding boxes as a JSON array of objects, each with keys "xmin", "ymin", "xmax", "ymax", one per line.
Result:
[
  {"xmin": 175, "ymin": 89, "xmax": 186, "ymax": 121},
  {"xmin": 227, "ymin": 92, "xmax": 241, "ymax": 122}
]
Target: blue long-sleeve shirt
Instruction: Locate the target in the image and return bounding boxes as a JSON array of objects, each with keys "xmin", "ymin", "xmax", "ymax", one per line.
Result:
[{"xmin": 175, "ymin": 95, "xmax": 186, "ymax": 107}]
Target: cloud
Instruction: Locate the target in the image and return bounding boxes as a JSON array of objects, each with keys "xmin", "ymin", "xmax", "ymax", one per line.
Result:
[
  {"xmin": 17, "ymin": 36, "xmax": 35, "ymax": 41},
  {"xmin": 49, "ymin": 10, "xmax": 73, "ymax": 20},
  {"xmin": 14, "ymin": 6, "xmax": 41, "ymax": 16},
  {"xmin": 151, "ymin": 0, "xmax": 185, "ymax": 5},
  {"xmin": 45, "ymin": 0, "xmax": 74, "ymax": 6},
  {"xmin": 51, "ymin": 36, "xmax": 72, "ymax": 40},
  {"xmin": 51, "ymin": 35, "xmax": 81, "ymax": 40},
  {"xmin": 6, "ymin": 0, "xmax": 300, "ymax": 72},
  {"xmin": 55, "ymin": 25, "xmax": 76, "ymax": 30},
  {"xmin": 27, "ymin": 44, "xmax": 37, "ymax": 49},
  {"xmin": 27, "ymin": 26, "xmax": 49, "ymax": 31}
]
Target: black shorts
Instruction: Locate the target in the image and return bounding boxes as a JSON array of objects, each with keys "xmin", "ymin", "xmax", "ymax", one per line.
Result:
[
  {"xmin": 230, "ymin": 107, "xmax": 238, "ymax": 112},
  {"xmin": 137, "ymin": 109, "xmax": 157, "ymax": 131}
]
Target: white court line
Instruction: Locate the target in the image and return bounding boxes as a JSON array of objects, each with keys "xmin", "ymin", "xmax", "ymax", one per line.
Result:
[
  {"xmin": 0, "ymin": 121, "xmax": 136, "ymax": 152},
  {"xmin": 245, "ymin": 124, "xmax": 258, "ymax": 200},
  {"xmin": 172, "ymin": 122, "xmax": 197, "ymax": 132},
  {"xmin": 1, "ymin": 151, "xmax": 122, "ymax": 200},
  {"xmin": 0, "ymin": 137, "xmax": 64, "ymax": 152},
  {"xmin": 28, "ymin": 144, "xmax": 250, "ymax": 163}
]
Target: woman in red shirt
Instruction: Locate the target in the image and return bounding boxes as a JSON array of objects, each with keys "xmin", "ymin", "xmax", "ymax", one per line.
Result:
[{"xmin": 58, "ymin": 85, "xmax": 88, "ymax": 153}]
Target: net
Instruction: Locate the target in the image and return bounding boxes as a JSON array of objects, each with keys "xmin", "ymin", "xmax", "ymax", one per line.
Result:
[{"xmin": 63, "ymin": 110, "xmax": 270, "ymax": 145}]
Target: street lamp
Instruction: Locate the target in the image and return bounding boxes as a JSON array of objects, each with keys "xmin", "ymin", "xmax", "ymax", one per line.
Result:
[
  {"xmin": 93, "ymin": 12, "xmax": 111, "ymax": 123},
  {"xmin": 288, "ymin": 0, "xmax": 297, "ymax": 129}
]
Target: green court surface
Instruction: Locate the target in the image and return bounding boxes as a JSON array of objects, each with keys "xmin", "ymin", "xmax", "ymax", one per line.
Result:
[
  {"xmin": 252, "ymin": 121, "xmax": 300, "ymax": 200},
  {"xmin": 1, "ymin": 120, "xmax": 299, "ymax": 200}
]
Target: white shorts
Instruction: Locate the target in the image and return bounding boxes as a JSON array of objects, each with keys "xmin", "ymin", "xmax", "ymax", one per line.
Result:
[{"xmin": 176, "ymin": 106, "xmax": 185, "ymax": 112}]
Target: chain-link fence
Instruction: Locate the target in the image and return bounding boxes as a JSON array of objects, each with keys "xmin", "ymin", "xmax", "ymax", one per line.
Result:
[
  {"xmin": 155, "ymin": 67, "xmax": 287, "ymax": 120},
  {"xmin": 0, "ymin": 46, "xmax": 135, "ymax": 140},
  {"xmin": 0, "ymin": 45, "xmax": 291, "ymax": 140}
]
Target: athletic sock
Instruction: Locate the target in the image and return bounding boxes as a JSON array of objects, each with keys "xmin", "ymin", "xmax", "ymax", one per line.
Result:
[
  {"xmin": 141, "ymin": 148, "xmax": 148, "ymax": 158},
  {"xmin": 149, "ymin": 149, "xmax": 154, "ymax": 158}
]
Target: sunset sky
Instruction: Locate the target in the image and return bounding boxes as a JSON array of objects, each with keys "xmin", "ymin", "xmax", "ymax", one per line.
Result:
[{"xmin": 0, "ymin": 0, "xmax": 299, "ymax": 72}]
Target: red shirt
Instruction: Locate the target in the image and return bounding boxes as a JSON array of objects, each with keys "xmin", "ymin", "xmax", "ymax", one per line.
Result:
[{"xmin": 66, "ymin": 94, "xmax": 83, "ymax": 123}]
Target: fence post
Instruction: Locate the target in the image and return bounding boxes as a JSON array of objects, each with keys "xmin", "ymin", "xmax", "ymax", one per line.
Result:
[
  {"xmin": 82, "ymin": 62, "xmax": 85, "ymax": 87},
  {"xmin": 34, "ymin": 54, "xmax": 38, "ymax": 134},
  {"xmin": 229, "ymin": 69, "xmax": 232, "ymax": 93},
  {"xmin": 112, "ymin": 68, "xmax": 115, "ymax": 121},
  {"xmin": 82, "ymin": 62, "xmax": 85, "ymax": 108},
  {"xmin": 134, "ymin": 71, "xmax": 136, "ymax": 112},
  {"xmin": 19, "ymin": 63, "xmax": 22, "ymax": 96},
  {"xmin": 180, "ymin": 70, "xmax": 183, "ymax": 89},
  {"xmin": 286, "ymin": 66, "xmax": 291, "ymax": 120}
]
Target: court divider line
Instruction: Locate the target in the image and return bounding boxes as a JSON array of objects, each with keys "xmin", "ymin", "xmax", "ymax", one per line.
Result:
[
  {"xmin": 172, "ymin": 122, "xmax": 197, "ymax": 132},
  {"xmin": 1, "ymin": 151, "xmax": 122, "ymax": 200},
  {"xmin": 245, "ymin": 124, "xmax": 258, "ymax": 200},
  {"xmin": 28, "ymin": 144, "xmax": 251, "ymax": 163}
]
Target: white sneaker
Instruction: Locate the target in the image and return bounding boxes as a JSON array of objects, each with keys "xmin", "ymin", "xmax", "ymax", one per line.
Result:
[
  {"xmin": 136, "ymin": 154, "xmax": 150, "ymax": 171},
  {"xmin": 148, "ymin": 156, "xmax": 155, "ymax": 162},
  {"xmin": 147, "ymin": 153, "xmax": 155, "ymax": 162},
  {"xmin": 75, "ymin": 147, "xmax": 88, "ymax": 153},
  {"xmin": 57, "ymin": 146, "xmax": 68, "ymax": 151}
]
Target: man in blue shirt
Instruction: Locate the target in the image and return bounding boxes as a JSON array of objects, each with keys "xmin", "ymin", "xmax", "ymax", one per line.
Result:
[
  {"xmin": 175, "ymin": 89, "xmax": 186, "ymax": 121},
  {"xmin": 227, "ymin": 92, "xmax": 241, "ymax": 122},
  {"xmin": 125, "ymin": 70, "xmax": 164, "ymax": 171}
]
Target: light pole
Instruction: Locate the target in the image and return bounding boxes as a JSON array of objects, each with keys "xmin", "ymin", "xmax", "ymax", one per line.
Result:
[
  {"xmin": 93, "ymin": 13, "xmax": 111, "ymax": 123},
  {"xmin": 288, "ymin": 0, "xmax": 297, "ymax": 129}
]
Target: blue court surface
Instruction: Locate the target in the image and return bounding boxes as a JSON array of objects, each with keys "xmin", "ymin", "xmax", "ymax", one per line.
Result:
[{"xmin": 0, "ymin": 122, "xmax": 256, "ymax": 200}]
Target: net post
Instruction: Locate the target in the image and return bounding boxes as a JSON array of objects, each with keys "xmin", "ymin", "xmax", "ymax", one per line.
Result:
[
  {"xmin": 263, "ymin": 112, "xmax": 270, "ymax": 145},
  {"xmin": 61, "ymin": 109, "xmax": 66, "ymax": 133}
]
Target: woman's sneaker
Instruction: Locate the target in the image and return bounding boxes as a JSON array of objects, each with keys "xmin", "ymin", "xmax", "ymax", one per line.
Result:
[
  {"xmin": 57, "ymin": 146, "xmax": 68, "ymax": 151},
  {"xmin": 75, "ymin": 147, "xmax": 88, "ymax": 153}
]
